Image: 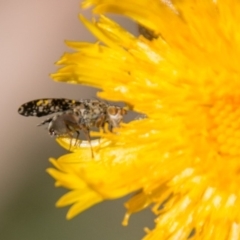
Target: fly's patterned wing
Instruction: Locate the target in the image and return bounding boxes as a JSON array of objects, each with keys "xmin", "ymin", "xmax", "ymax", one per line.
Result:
[{"xmin": 18, "ymin": 98, "xmax": 82, "ymax": 117}]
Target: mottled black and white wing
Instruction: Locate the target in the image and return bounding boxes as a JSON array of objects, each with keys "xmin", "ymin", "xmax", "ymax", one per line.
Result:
[{"xmin": 18, "ymin": 98, "xmax": 81, "ymax": 117}]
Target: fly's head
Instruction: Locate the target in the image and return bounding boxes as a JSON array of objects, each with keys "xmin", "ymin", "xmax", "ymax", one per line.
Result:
[{"xmin": 107, "ymin": 106, "xmax": 127, "ymax": 129}]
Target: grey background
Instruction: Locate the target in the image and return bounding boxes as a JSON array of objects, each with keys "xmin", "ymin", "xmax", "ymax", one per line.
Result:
[{"xmin": 0, "ymin": 0, "xmax": 154, "ymax": 239}]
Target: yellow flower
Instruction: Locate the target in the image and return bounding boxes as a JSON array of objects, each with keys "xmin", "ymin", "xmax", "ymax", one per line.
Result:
[{"xmin": 47, "ymin": 0, "xmax": 240, "ymax": 239}]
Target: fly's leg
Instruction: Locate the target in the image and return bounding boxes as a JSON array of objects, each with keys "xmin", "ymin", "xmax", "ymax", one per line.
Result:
[
  {"xmin": 37, "ymin": 117, "xmax": 53, "ymax": 127},
  {"xmin": 67, "ymin": 132, "xmax": 74, "ymax": 151},
  {"xmin": 82, "ymin": 127, "xmax": 94, "ymax": 158},
  {"xmin": 74, "ymin": 131, "xmax": 80, "ymax": 147},
  {"xmin": 63, "ymin": 120, "xmax": 79, "ymax": 151},
  {"xmin": 95, "ymin": 114, "xmax": 107, "ymax": 131}
]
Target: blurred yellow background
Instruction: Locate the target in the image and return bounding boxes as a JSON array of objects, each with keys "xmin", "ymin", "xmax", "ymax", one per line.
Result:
[{"xmin": 0, "ymin": 0, "xmax": 154, "ymax": 239}]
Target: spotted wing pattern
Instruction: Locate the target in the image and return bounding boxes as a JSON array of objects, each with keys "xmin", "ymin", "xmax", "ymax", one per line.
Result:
[{"xmin": 18, "ymin": 98, "xmax": 82, "ymax": 117}]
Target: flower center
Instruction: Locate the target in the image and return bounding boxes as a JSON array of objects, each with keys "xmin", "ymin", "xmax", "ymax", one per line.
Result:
[{"xmin": 209, "ymin": 96, "xmax": 240, "ymax": 156}]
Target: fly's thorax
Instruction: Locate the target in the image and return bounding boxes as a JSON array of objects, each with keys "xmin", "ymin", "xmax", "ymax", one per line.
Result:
[
  {"xmin": 86, "ymin": 100, "xmax": 108, "ymax": 113},
  {"xmin": 78, "ymin": 101, "xmax": 108, "ymax": 128}
]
